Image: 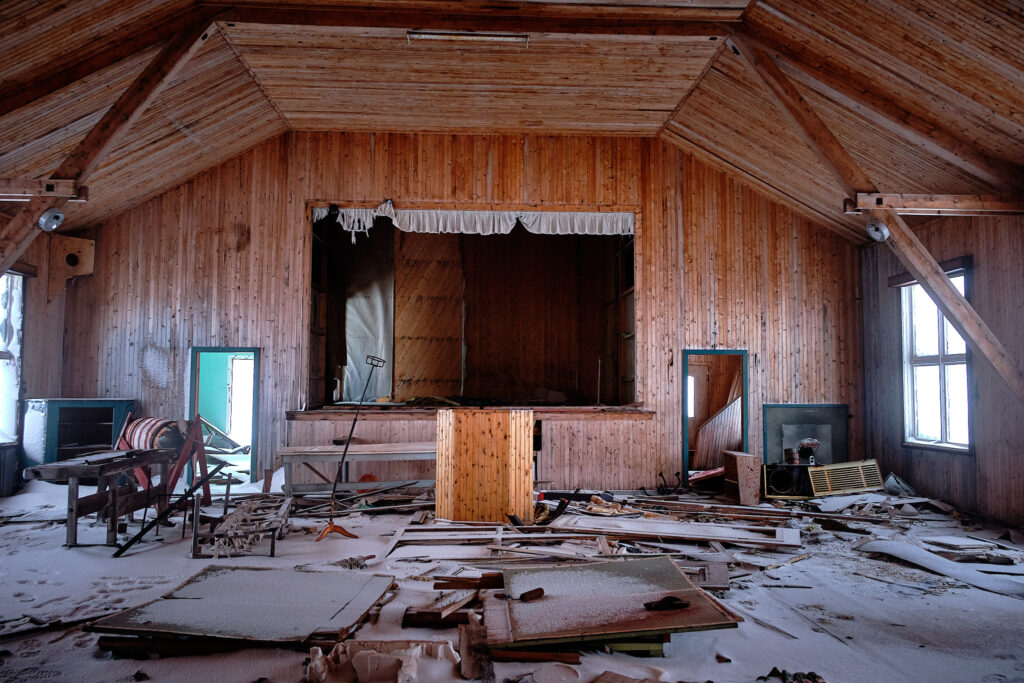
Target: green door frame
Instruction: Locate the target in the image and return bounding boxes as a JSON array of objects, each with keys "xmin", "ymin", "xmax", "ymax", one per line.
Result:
[
  {"xmin": 189, "ymin": 346, "xmax": 260, "ymax": 482},
  {"xmin": 681, "ymin": 348, "xmax": 749, "ymax": 488}
]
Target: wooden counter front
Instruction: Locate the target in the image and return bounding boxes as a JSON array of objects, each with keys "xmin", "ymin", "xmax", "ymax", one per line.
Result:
[{"xmin": 435, "ymin": 408, "xmax": 534, "ymax": 524}]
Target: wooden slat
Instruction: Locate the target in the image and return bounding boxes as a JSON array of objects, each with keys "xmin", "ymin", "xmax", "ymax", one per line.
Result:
[
  {"xmin": 853, "ymin": 193, "xmax": 1024, "ymax": 216},
  {"xmin": 727, "ymin": 34, "xmax": 875, "ymax": 199},
  {"xmin": 692, "ymin": 397, "xmax": 743, "ymax": 470},
  {"xmin": 0, "ymin": 179, "xmax": 82, "ymax": 199}
]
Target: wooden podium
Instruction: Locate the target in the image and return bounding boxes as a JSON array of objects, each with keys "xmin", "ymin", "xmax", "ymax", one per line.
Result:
[{"xmin": 435, "ymin": 408, "xmax": 534, "ymax": 523}]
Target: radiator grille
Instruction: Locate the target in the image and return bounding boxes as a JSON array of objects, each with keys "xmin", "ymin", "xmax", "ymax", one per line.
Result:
[{"xmin": 808, "ymin": 459, "xmax": 884, "ymax": 496}]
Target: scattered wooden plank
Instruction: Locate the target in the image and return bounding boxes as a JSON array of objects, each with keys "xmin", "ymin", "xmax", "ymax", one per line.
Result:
[
  {"xmin": 854, "ymin": 539, "xmax": 1024, "ymax": 599},
  {"xmin": 549, "ymin": 515, "xmax": 802, "ymax": 549}
]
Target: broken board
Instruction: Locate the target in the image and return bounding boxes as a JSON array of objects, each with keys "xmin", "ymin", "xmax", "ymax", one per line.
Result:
[
  {"xmin": 482, "ymin": 556, "xmax": 740, "ymax": 648},
  {"xmin": 549, "ymin": 516, "xmax": 801, "ymax": 549},
  {"xmin": 854, "ymin": 539, "xmax": 1024, "ymax": 599},
  {"xmin": 87, "ymin": 565, "xmax": 394, "ymax": 642}
]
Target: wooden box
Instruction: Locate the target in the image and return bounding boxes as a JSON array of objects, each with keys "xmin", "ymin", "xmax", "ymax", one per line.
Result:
[
  {"xmin": 723, "ymin": 450, "xmax": 761, "ymax": 506},
  {"xmin": 436, "ymin": 408, "xmax": 534, "ymax": 523}
]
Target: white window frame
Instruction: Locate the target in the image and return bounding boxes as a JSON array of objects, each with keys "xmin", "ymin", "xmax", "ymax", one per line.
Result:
[{"xmin": 900, "ymin": 272, "xmax": 970, "ymax": 451}]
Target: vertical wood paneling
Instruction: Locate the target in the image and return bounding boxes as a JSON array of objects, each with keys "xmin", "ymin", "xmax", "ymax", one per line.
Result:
[
  {"xmin": 19, "ymin": 237, "xmax": 64, "ymax": 398},
  {"xmin": 52, "ymin": 132, "xmax": 863, "ymax": 490},
  {"xmin": 436, "ymin": 408, "xmax": 533, "ymax": 523},
  {"xmin": 862, "ymin": 215, "xmax": 1024, "ymax": 525},
  {"xmin": 681, "ymin": 153, "xmax": 864, "ymax": 467}
]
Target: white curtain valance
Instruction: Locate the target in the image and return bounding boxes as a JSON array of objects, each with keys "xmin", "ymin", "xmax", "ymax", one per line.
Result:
[{"xmin": 312, "ymin": 202, "xmax": 634, "ymax": 238}]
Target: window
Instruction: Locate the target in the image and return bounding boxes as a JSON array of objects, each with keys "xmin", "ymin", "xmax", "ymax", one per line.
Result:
[
  {"xmin": 901, "ymin": 274, "xmax": 969, "ymax": 449},
  {"xmin": 0, "ymin": 272, "xmax": 25, "ymax": 444}
]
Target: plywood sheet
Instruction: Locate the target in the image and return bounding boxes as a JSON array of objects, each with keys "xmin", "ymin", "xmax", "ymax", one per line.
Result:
[
  {"xmin": 88, "ymin": 566, "xmax": 394, "ymax": 642},
  {"xmin": 483, "ymin": 556, "xmax": 739, "ymax": 646}
]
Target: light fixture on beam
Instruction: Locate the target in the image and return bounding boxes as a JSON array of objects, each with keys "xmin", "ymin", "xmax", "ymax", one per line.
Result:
[{"xmin": 407, "ymin": 30, "xmax": 529, "ymax": 46}]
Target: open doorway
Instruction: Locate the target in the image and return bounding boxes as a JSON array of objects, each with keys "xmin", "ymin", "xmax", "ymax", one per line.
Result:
[
  {"xmin": 189, "ymin": 347, "xmax": 259, "ymax": 480},
  {"xmin": 682, "ymin": 349, "xmax": 748, "ymax": 485}
]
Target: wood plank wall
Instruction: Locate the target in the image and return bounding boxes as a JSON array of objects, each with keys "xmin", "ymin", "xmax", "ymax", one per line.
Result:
[
  {"xmin": 861, "ymin": 215, "xmax": 1024, "ymax": 525},
  {"xmin": 19, "ymin": 237, "xmax": 64, "ymax": 398},
  {"xmin": 681, "ymin": 153, "xmax": 864, "ymax": 467},
  {"xmin": 47, "ymin": 132, "xmax": 863, "ymax": 490}
]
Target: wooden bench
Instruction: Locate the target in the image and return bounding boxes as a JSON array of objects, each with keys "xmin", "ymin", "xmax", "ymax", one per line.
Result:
[
  {"xmin": 23, "ymin": 449, "xmax": 177, "ymax": 547},
  {"xmin": 278, "ymin": 442, "xmax": 436, "ymax": 495}
]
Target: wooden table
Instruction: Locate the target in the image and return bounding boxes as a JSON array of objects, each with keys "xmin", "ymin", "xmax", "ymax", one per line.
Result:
[
  {"xmin": 23, "ymin": 449, "xmax": 177, "ymax": 547},
  {"xmin": 277, "ymin": 442, "xmax": 436, "ymax": 495}
]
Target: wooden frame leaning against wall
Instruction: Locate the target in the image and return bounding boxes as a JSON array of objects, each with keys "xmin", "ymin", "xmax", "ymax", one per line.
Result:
[{"xmin": 681, "ymin": 348, "xmax": 749, "ymax": 487}]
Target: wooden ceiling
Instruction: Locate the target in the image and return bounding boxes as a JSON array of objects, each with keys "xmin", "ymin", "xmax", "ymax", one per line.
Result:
[{"xmin": 1, "ymin": 0, "xmax": 1022, "ymax": 240}]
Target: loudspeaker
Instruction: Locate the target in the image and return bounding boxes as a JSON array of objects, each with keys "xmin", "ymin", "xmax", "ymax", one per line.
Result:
[{"xmin": 763, "ymin": 464, "xmax": 814, "ymax": 499}]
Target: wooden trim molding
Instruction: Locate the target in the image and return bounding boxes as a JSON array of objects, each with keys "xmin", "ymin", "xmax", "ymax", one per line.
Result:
[{"xmin": 888, "ymin": 255, "xmax": 973, "ymax": 288}]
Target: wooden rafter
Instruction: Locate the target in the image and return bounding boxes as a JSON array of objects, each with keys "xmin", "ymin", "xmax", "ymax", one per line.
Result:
[
  {"xmin": 0, "ymin": 8, "xmax": 222, "ymax": 120},
  {"xmin": 727, "ymin": 34, "xmax": 874, "ymax": 198},
  {"xmin": 0, "ymin": 179, "xmax": 86, "ymax": 200},
  {"xmin": 658, "ymin": 124, "xmax": 862, "ymax": 242},
  {"xmin": 847, "ymin": 193, "xmax": 1024, "ymax": 217},
  {"xmin": 746, "ymin": 34, "xmax": 1020, "ymax": 191},
  {"xmin": 0, "ymin": 20, "xmax": 219, "ymax": 275},
  {"xmin": 727, "ymin": 31, "xmax": 1024, "ymax": 405}
]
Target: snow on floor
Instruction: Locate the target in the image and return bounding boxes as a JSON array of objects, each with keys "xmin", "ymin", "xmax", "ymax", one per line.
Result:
[{"xmin": 1, "ymin": 477, "xmax": 1024, "ymax": 683}]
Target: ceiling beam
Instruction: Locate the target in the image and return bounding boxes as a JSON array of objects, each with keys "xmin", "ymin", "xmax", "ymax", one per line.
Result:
[
  {"xmin": 847, "ymin": 193, "xmax": 1024, "ymax": 216},
  {"xmin": 727, "ymin": 34, "xmax": 874, "ymax": 198},
  {"xmin": 0, "ymin": 20, "xmax": 219, "ymax": 274},
  {"xmin": 0, "ymin": 179, "xmax": 86, "ymax": 201},
  {"xmin": 727, "ymin": 32, "xmax": 1024, "ymax": 405},
  {"xmin": 0, "ymin": 8, "xmax": 221, "ymax": 120},
  {"xmin": 213, "ymin": 3, "xmax": 732, "ymax": 36},
  {"xmin": 874, "ymin": 207, "xmax": 1024, "ymax": 403}
]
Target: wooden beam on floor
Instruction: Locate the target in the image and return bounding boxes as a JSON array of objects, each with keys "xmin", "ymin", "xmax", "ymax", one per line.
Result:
[
  {"xmin": 848, "ymin": 193, "xmax": 1024, "ymax": 217},
  {"xmin": 727, "ymin": 34, "xmax": 875, "ymax": 198},
  {"xmin": 0, "ymin": 20, "xmax": 218, "ymax": 274}
]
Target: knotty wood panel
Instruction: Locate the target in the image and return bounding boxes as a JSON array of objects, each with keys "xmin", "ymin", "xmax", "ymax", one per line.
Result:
[
  {"xmin": 436, "ymin": 408, "xmax": 533, "ymax": 523},
  {"xmin": 861, "ymin": 215, "xmax": 1024, "ymax": 526},
  {"xmin": 393, "ymin": 231, "xmax": 463, "ymax": 401},
  {"xmin": 55, "ymin": 132, "xmax": 863, "ymax": 488}
]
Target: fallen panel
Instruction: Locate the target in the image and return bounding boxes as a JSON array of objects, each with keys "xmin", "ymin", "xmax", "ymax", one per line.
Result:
[
  {"xmin": 483, "ymin": 556, "xmax": 740, "ymax": 648},
  {"xmin": 854, "ymin": 539, "xmax": 1024, "ymax": 599},
  {"xmin": 88, "ymin": 565, "xmax": 394, "ymax": 642},
  {"xmin": 549, "ymin": 515, "xmax": 801, "ymax": 548}
]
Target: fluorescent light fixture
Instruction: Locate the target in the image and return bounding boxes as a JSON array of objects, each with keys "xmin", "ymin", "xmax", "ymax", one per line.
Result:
[{"xmin": 407, "ymin": 30, "xmax": 529, "ymax": 45}]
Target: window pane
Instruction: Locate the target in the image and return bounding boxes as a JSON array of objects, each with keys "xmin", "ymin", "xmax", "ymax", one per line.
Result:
[
  {"xmin": 945, "ymin": 363, "xmax": 969, "ymax": 445},
  {"xmin": 944, "ymin": 276, "xmax": 967, "ymax": 354},
  {"xmin": 687, "ymin": 375, "xmax": 695, "ymax": 419},
  {"xmin": 913, "ymin": 365, "xmax": 941, "ymax": 441},
  {"xmin": 910, "ymin": 284, "xmax": 939, "ymax": 356}
]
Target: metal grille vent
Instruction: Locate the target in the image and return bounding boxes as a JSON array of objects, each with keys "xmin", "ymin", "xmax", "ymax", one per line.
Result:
[{"xmin": 808, "ymin": 459, "xmax": 884, "ymax": 496}]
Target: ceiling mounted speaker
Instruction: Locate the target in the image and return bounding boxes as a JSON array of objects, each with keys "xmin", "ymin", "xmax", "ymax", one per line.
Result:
[
  {"xmin": 866, "ymin": 219, "xmax": 890, "ymax": 242},
  {"xmin": 37, "ymin": 207, "xmax": 64, "ymax": 232}
]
